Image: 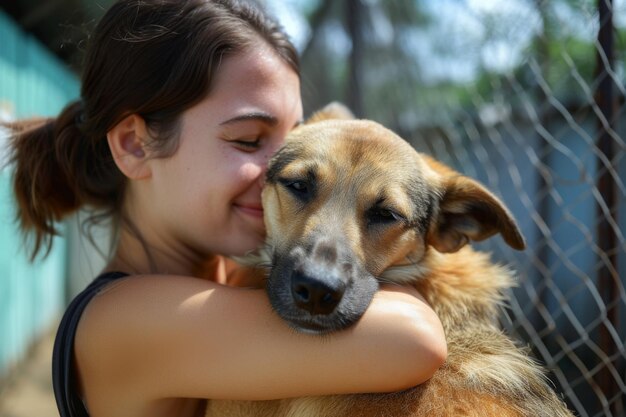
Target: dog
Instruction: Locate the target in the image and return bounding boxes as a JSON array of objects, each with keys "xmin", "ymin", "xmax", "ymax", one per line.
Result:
[{"xmin": 206, "ymin": 104, "xmax": 574, "ymax": 417}]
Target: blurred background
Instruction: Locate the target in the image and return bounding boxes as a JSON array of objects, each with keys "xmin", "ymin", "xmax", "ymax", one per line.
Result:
[{"xmin": 0, "ymin": 0, "xmax": 624, "ymax": 416}]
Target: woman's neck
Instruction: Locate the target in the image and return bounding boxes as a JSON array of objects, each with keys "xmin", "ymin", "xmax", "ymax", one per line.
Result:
[{"xmin": 106, "ymin": 224, "xmax": 220, "ymax": 279}]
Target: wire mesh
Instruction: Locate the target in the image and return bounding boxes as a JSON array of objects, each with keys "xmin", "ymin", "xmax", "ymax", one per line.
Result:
[{"xmin": 296, "ymin": 0, "xmax": 625, "ymax": 415}]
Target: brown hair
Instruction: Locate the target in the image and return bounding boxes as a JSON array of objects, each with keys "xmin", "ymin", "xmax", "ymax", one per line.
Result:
[{"xmin": 8, "ymin": 0, "xmax": 299, "ymax": 260}]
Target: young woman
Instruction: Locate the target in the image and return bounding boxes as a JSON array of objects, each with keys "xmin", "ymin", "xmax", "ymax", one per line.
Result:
[{"xmin": 9, "ymin": 1, "xmax": 446, "ymax": 416}]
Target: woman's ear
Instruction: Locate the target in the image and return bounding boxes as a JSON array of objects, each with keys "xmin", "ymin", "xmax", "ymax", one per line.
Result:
[{"xmin": 107, "ymin": 114, "xmax": 152, "ymax": 179}]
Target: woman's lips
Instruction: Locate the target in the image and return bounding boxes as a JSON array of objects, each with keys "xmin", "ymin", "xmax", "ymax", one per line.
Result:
[{"xmin": 235, "ymin": 204, "xmax": 264, "ymax": 218}]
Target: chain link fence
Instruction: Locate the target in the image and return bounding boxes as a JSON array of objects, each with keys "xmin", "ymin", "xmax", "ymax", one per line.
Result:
[{"xmin": 294, "ymin": 0, "xmax": 625, "ymax": 415}]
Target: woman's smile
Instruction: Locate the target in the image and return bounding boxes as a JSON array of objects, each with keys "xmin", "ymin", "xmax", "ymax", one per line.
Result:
[{"xmin": 234, "ymin": 203, "xmax": 264, "ymax": 219}]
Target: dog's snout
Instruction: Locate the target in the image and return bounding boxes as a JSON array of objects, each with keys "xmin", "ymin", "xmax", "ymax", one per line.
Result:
[
  {"xmin": 313, "ymin": 242, "xmax": 338, "ymax": 264},
  {"xmin": 291, "ymin": 271, "xmax": 345, "ymax": 315}
]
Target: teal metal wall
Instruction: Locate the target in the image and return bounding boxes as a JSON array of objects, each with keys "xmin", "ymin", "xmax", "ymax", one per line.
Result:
[{"xmin": 0, "ymin": 10, "xmax": 79, "ymax": 377}]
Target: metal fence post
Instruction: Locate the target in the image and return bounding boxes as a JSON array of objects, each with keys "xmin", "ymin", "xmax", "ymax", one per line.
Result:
[{"xmin": 594, "ymin": 0, "xmax": 622, "ymax": 414}]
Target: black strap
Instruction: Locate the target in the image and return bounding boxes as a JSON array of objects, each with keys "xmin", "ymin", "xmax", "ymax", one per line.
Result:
[{"xmin": 52, "ymin": 271, "xmax": 129, "ymax": 417}]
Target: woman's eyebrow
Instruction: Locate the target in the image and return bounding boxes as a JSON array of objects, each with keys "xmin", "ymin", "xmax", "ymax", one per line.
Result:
[{"xmin": 219, "ymin": 112, "xmax": 278, "ymax": 126}]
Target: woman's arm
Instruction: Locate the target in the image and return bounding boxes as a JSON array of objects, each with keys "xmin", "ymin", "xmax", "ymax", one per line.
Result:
[{"xmin": 75, "ymin": 275, "xmax": 446, "ymax": 404}]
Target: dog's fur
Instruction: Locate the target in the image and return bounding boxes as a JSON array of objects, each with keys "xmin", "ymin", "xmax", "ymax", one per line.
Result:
[{"xmin": 206, "ymin": 104, "xmax": 573, "ymax": 417}]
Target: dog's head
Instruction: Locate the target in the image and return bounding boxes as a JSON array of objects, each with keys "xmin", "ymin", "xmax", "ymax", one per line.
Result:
[{"xmin": 261, "ymin": 103, "xmax": 525, "ymax": 334}]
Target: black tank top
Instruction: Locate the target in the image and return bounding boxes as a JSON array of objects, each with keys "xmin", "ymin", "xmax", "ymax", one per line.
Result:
[{"xmin": 52, "ymin": 271, "xmax": 129, "ymax": 417}]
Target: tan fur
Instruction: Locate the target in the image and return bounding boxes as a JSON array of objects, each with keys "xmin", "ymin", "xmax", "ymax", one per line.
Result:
[
  {"xmin": 208, "ymin": 247, "xmax": 572, "ymax": 417},
  {"xmin": 207, "ymin": 104, "xmax": 573, "ymax": 417}
]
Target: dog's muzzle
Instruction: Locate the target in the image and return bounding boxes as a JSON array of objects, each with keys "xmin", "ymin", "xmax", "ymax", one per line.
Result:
[{"xmin": 266, "ymin": 239, "xmax": 378, "ymax": 334}]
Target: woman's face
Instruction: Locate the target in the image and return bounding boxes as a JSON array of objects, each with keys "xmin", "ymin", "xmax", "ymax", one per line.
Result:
[{"xmin": 145, "ymin": 44, "xmax": 302, "ymax": 258}]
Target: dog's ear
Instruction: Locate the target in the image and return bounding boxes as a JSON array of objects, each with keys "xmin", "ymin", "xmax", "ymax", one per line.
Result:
[
  {"xmin": 424, "ymin": 158, "xmax": 526, "ymax": 253},
  {"xmin": 306, "ymin": 102, "xmax": 355, "ymax": 124}
]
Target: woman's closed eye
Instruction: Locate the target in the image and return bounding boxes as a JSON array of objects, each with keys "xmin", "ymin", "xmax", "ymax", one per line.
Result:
[{"xmin": 231, "ymin": 137, "xmax": 262, "ymax": 151}]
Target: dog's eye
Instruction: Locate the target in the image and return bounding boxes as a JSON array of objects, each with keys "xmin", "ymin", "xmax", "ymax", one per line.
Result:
[
  {"xmin": 289, "ymin": 181, "xmax": 308, "ymax": 192},
  {"xmin": 280, "ymin": 179, "xmax": 310, "ymax": 198},
  {"xmin": 368, "ymin": 207, "xmax": 403, "ymax": 225}
]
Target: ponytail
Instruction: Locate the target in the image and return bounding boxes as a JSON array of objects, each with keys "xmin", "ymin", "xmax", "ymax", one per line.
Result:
[{"xmin": 9, "ymin": 100, "xmax": 124, "ymax": 260}]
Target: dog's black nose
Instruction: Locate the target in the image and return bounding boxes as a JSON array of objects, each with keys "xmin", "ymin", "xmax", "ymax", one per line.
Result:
[{"xmin": 291, "ymin": 271, "xmax": 345, "ymax": 315}]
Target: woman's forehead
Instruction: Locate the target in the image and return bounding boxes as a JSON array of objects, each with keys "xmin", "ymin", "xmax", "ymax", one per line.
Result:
[{"xmin": 203, "ymin": 48, "xmax": 302, "ymax": 123}]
